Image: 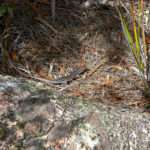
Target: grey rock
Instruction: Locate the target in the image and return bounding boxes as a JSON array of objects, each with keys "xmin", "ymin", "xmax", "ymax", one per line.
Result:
[{"xmin": 0, "ymin": 74, "xmax": 149, "ymax": 150}]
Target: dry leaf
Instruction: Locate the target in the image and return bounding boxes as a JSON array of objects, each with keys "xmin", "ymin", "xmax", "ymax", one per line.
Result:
[{"xmin": 103, "ymin": 75, "xmax": 113, "ymax": 86}]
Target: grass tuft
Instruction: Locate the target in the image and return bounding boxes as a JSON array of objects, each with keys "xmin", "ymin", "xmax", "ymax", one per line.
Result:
[{"xmin": 118, "ymin": 0, "xmax": 150, "ymax": 94}]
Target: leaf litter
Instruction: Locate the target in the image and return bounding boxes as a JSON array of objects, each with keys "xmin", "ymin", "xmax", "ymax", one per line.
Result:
[{"xmin": 0, "ymin": 0, "xmax": 149, "ymax": 111}]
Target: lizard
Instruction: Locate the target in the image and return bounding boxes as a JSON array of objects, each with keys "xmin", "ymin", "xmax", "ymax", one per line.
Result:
[{"xmin": 32, "ymin": 67, "xmax": 88, "ymax": 85}]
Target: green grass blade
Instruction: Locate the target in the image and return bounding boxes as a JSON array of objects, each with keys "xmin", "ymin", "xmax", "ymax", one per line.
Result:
[{"xmin": 118, "ymin": 8, "xmax": 144, "ymax": 74}]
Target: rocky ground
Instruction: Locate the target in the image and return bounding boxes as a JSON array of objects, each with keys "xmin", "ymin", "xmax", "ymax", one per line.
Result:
[
  {"xmin": 0, "ymin": 1, "xmax": 150, "ymax": 149},
  {"xmin": 0, "ymin": 75, "xmax": 149, "ymax": 149}
]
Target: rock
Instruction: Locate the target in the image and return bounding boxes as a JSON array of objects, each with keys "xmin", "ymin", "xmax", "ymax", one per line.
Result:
[
  {"xmin": 23, "ymin": 138, "xmax": 44, "ymax": 150},
  {"xmin": 47, "ymin": 121, "xmax": 71, "ymax": 142},
  {"xmin": 0, "ymin": 74, "xmax": 149, "ymax": 150}
]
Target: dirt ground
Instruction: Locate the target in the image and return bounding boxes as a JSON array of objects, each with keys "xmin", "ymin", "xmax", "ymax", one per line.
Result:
[{"xmin": 0, "ymin": 1, "xmax": 150, "ymax": 111}]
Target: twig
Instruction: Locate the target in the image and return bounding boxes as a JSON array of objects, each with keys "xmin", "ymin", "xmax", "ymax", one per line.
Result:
[
  {"xmin": 35, "ymin": 17, "xmax": 58, "ymax": 34},
  {"xmin": 86, "ymin": 58, "xmax": 107, "ymax": 78},
  {"xmin": 51, "ymin": 0, "xmax": 56, "ymax": 21}
]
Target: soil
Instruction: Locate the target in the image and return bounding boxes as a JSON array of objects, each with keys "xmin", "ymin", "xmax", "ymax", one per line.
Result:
[{"xmin": 0, "ymin": 1, "xmax": 150, "ymax": 111}]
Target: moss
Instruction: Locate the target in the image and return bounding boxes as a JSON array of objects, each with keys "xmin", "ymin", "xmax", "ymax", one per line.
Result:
[
  {"xmin": 16, "ymin": 121, "xmax": 25, "ymax": 129},
  {"xmin": 0, "ymin": 126, "xmax": 6, "ymax": 140}
]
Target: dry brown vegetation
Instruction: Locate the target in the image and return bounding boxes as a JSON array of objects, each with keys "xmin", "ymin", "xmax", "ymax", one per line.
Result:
[{"xmin": 0, "ymin": 0, "xmax": 150, "ymax": 109}]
